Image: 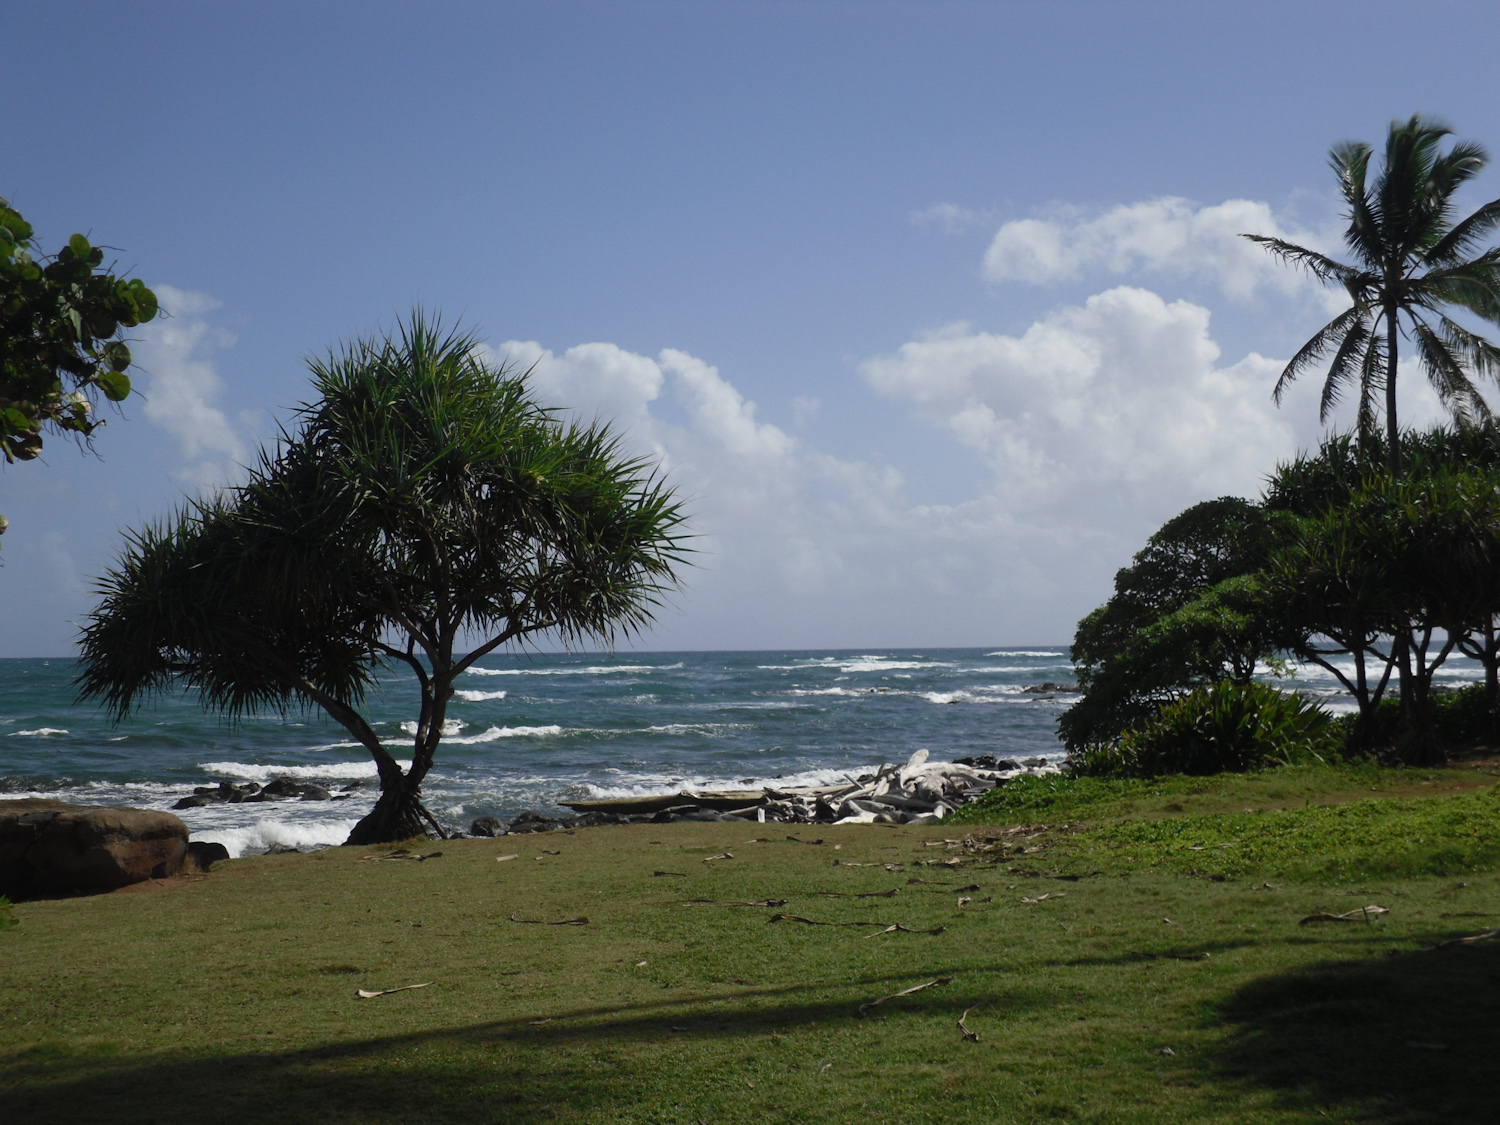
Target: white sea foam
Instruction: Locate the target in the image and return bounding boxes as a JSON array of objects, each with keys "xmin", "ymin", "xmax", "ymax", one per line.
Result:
[
  {"xmin": 193, "ymin": 818, "xmax": 363, "ymax": 858},
  {"xmin": 453, "ymin": 689, "xmax": 508, "ymax": 702},
  {"xmin": 399, "ymin": 719, "xmax": 465, "ymax": 736},
  {"xmin": 198, "ymin": 760, "xmax": 408, "ymax": 781},
  {"xmin": 10, "ymin": 727, "xmax": 68, "ymax": 737},
  {"xmin": 985, "ymin": 650, "xmax": 1065, "ymax": 658},
  {"xmin": 838, "ymin": 659, "xmax": 953, "ymax": 673},
  {"xmin": 444, "ymin": 724, "xmax": 564, "ymax": 743},
  {"xmin": 465, "ymin": 663, "xmax": 681, "ymax": 677},
  {"xmin": 785, "ymin": 687, "xmax": 861, "ymax": 696},
  {"xmin": 922, "ymin": 691, "xmax": 972, "ymax": 705}
]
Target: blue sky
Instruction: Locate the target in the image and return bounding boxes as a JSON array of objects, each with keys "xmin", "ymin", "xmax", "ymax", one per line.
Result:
[{"xmin": 5, "ymin": 1, "xmax": 1500, "ymax": 655}]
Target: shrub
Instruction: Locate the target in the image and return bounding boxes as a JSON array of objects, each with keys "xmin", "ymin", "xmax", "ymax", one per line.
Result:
[
  {"xmin": 1072, "ymin": 681, "xmax": 1338, "ymax": 778},
  {"xmin": 1327, "ymin": 682, "xmax": 1500, "ymax": 752}
]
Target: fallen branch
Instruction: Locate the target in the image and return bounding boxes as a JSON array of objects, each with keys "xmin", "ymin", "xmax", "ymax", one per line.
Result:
[
  {"xmin": 858, "ymin": 977, "xmax": 953, "ymax": 1016},
  {"xmin": 1424, "ymin": 927, "xmax": 1500, "ymax": 950},
  {"xmin": 356, "ymin": 982, "xmax": 432, "ymax": 998},
  {"xmin": 703, "ymin": 852, "xmax": 733, "ymax": 863},
  {"xmin": 653, "ymin": 870, "xmax": 688, "ymax": 877},
  {"xmin": 1021, "ymin": 893, "xmax": 1065, "ymax": 904},
  {"xmin": 509, "ymin": 914, "xmax": 589, "ymax": 926},
  {"xmin": 862, "ymin": 923, "xmax": 947, "ymax": 938},
  {"xmin": 669, "ymin": 898, "xmax": 788, "ymax": 908},
  {"xmin": 495, "ymin": 854, "xmax": 520, "ymax": 863},
  {"xmin": 1299, "ymin": 905, "xmax": 1388, "ymax": 925},
  {"xmin": 958, "ymin": 1007, "xmax": 979, "ymax": 1042},
  {"xmin": 362, "ymin": 850, "xmax": 444, "ymax": 862},
  {"xmin": 768, "ymin": 913, "xmax": 889, "ymax": 928}
]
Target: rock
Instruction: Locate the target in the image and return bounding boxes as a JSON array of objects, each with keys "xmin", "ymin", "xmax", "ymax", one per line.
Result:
[
  {"xmin": 172, "ymin": 794, "xmax": 216, "ymax": 810},
  {"xmin": 0, "ymin": 799, "xmax": 188, "ymax": 898},
  {"xmin": 264, "ymin": 843, "xmax": 300, "ymax": 855},
  {"xmin": 469, "ymin": 816, "xmax": 505, "ymax": 837},
  {"xmin": 1021, "ymin": 682, "xmax": 1080, "ymax": 694},
  {"xmin": 507, "ymin": 810, "xmax": 570, "ymax": 833},
  {"xmin": 954, "ymin": 754, "xmax": 1022, "ymax": 771},
  {"xmin": 186, "ymin": 840, "xmax": 230, "ymax": 869}
]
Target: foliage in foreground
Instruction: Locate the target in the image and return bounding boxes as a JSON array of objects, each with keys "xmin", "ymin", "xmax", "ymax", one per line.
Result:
[
  {"xmin": 76, "ymin": 313, "xmax": 689, "ymax": 844},
  {"xmin": 1071, "ymin": 681, "xmax": 1337, "ymax": 779},
  {"xmin": 0, "ymin": 196, "xmax": 158, "ymax": 549},
  {"xmin": 0, "ymin": 896, "xmax": 15, "ymax": 932}
]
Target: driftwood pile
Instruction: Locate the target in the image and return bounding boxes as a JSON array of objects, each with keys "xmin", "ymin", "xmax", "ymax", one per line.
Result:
[{"xmin": 475, "ymin": 749, "xmax": 1060, "ymax": 835}]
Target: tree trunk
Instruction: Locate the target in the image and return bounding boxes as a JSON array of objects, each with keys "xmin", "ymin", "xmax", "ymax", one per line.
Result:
[
  {"xmin": 1385, "ymin": 301, "xmax": 1401, "ymax": 476},
  {"xmin": 344, "ymin": 772, "xmax": 442, "ymax": 845}
]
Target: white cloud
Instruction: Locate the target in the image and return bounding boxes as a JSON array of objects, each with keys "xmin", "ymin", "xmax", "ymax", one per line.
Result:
[
  {"xmin": 910, "ymin": 202, "xmax": 986, "ymax": 234},
  {"xmin": 132, "ymin": 285, "xmax": 249, "ymax": 490},
  {"xmin": 982, "ymin": 197, "xmax": 1341, "ymax": 304},
  {"xmin": 476, "ymin": 295, "xmax": 1323, "ymax": 648},
  {"xmin": 861, "ymin": 286, "xmax": 1299, "ymax": 526}
]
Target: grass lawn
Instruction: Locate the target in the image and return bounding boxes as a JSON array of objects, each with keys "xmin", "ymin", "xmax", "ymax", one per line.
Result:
[{"xmin": 6, "ymin": 762, "xmax": 1500, "ymax": 1123}]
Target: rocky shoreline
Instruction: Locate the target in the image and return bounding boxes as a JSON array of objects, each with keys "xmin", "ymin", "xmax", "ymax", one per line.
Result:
[{"xmin": 470, "ymin": 749, "xmax": 1061, "ymax": 836}]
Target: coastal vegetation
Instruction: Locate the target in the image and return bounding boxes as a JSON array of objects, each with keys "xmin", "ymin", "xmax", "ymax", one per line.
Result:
[
  {"xmin": 5, "ymin": 763, "xmax": 1500, "ymax": 1123},
  {"xmin": 0, "ymin": 196, "xmax": 158, "ymax": 551},
  {"xmin": 1065, "ymin": 116, "xmax": 1500, "ymax": 775},
  {"xmin": 75, "ymin": 314, "xmax": 688, "ymax": 844}
]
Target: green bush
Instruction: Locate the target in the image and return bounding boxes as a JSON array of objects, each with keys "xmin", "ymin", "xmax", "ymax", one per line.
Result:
[
  {"xmin": 1072, "ymin": 681, "xmax": 1338, "ymax": 778},
  {"xmin": 1328, "ymin": 681, "xmax": 1500, "ymax": 751},
  {"xmin": 0, "ymin": 897, "xmax": 16, "ymax": 932}
]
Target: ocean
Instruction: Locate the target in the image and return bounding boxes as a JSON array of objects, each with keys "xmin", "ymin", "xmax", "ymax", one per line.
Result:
[{"xmin": 1, "ymin": 647, "xmax": 1485, "ymax": 856}]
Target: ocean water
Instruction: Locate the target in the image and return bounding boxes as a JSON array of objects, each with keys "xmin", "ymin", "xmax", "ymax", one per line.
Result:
[
  {"xmin": 0, "ymin": 649, "xmax": 1078, "ymax": 856},
  {"xmin": 2, "ymin": 647, "xmax": 1484, "ymax": 857}
]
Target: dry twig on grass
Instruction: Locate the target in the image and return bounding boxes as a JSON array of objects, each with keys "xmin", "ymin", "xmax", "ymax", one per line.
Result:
[
  {"xmin": 509, "ymin": 914, "xmax": 589, "ymax": 926},
  {"xmin": 862, "ymin": 923, "xmax": 947, "ymax": 938},
  {"xmin": 495, "ymin": 854, "xmax": 520, "ymax": 863},
  {"xmin": 1424, "ymin": 927, "xmax": 1500, "ymax": 950},
  {"xmin": 858, "ymin": 977, "xmax": 953, "ymax": 1016},
  {"xmin": 1298, "ymin": 905, "xmax": 1388, "ymax": 925},
  {"xmin": 958, "ymin": 1007, "xmax": 979, "ymax": 1042},
  {"xmin": 362, "ymin": 850, "xmax": 444, "ymax": 862},
  {"xmin": 703, "ymin": 852, "xmax": 733, "ymax": 863},
  {"xmin": 356, "ymin": 982, "xmax": 432, "ymax": 998}
]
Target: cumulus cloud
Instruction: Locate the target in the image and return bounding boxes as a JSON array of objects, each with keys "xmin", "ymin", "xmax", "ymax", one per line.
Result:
[
  {"xmin": 862, "ymin": 286, "xmax": 1299, "ymax": 527},
  {"xmin": 131, "ymin": 286, "xmax": 249, "ymax": 490},
  {"xmin": 982, "ymin": 197, "xmax": 1341, "ymax": 304},
  {"xmin": 471, "ymin": 292, "xmax": 1329, "ymax": 647}
]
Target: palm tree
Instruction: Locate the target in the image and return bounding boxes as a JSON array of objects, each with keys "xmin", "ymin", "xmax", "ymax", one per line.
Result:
[
  {"xmin": 76, "ymin": 312, "xmax": 689, "ymax": 844},
  {"xmin": 1246, "ymin": 115, "xmax": 1500, "ymax": 475}
]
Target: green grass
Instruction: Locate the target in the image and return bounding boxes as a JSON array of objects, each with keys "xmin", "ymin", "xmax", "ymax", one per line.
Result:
[{"xmin": 6, "ymin": 766, "xmax": 1500, "ymax": 1123}]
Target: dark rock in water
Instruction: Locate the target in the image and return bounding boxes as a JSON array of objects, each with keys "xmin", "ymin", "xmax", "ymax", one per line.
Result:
[
  {"xmin": 172, "ymin": 794, "xmax": 215, "ymax": 810},
  {"xmin": 470, "ymin": 816, "xmax": 505, "ymax": 837},
  {"xmin": 1021, "ymin": 682, "xmax": 1080, "ymax": 694},
  {"xmin": 340, "ymin": 781, "xmax": 365, "ymax": 792},
  {"xmin": 264, "ymin": 843, "xmax": 300, "ymax": 855},
  {"xmin": 0, "ymin": 798, "xmax": 188, "ymax": 898},
  {"xmin": 1022, "ymin": 757, "xmax": 1050, "ymax": 768},
  {"xmin": 258, "ymin": 778, "xmax": 333, "ymax": 801},
  {"xmin": 186, "ymin": 840, "xmax": 230, "ymax": 869}
]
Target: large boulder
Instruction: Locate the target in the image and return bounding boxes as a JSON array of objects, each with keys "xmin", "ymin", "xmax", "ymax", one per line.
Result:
[{"xmin": 0, "ymin": 799, "xmax": 189, "ymax": 898}]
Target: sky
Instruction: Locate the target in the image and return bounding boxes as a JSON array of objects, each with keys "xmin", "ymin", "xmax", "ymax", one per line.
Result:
[{"xmin": 5, "ymin": 0, "xmax": 1500, "ymax": 656}]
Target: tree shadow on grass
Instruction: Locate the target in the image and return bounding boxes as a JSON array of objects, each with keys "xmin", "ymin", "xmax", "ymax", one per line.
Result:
[
  {"xmin": 1208, "ymin": 935, "xmax": 1500, "ymax": 1122},
  {"xmin": 1, "ymin": 973, "xmax": 1041, "ymax": 1125}
]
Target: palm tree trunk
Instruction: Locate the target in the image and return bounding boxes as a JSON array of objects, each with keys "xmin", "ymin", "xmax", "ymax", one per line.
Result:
[
  {"xmin": 1385, "ymin": 302, "xmax": 1401, "ymax": 476},
  {"xmin": 345, "ymin": 773, "xmax": 442, "ymax": 845}
]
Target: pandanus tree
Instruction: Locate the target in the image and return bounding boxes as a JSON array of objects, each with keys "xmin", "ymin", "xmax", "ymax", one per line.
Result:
[
  {"xmin": 1245, "ymin": 115, "xmax": 1500, "ymax": 476},
  {"xmin": 76, "ymin": 314, "xmax": 689, "ymax": 844}
]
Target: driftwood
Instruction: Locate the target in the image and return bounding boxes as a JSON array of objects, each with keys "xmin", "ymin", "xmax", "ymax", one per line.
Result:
[
  {"xmin": 356, "ymin": 982, "xmax": 432, "ymax": 998},
  {"xmin": 862, "ymin": 923, "xmax": 947, "ymax": 937},
  {"xmin": 1299, "ymin": 905, "xmax": 1388, "ymax": 925},
  {"xmin": 767, "ymin": 913, "xmax": 888, "ymax": 928},
  {"xmin": 509, "ymin": 914, "xmax": 589, "ymax": 926},
  {"xmin": 495, "ymin": 854, "xmax": 520, "ymax": 863},
  {"xmin": 858, "ymin": 977, "xmax": 953, "ymax": 1016},
  {"xmin": 553, "ymin": 749, "xmax": 1060, "ymax": 827},
  {"xmin": 816, "ymin": 888, "xmax": 900, "ymax": 899},
  {"xmin": 703, "ymin": 852, "xmax": 734, "ymax": 863},
  {"xmin": 653, "ymin": 870, "xmax": 688, "ymax": 877}
]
